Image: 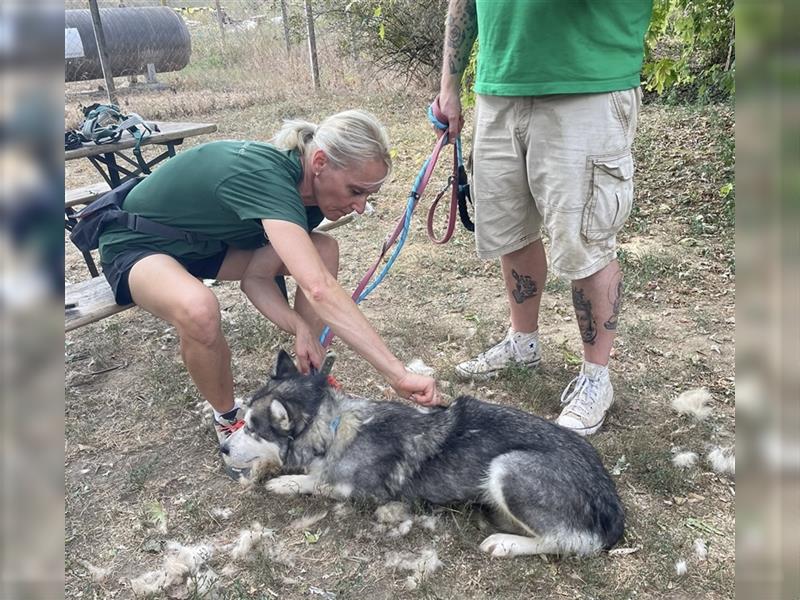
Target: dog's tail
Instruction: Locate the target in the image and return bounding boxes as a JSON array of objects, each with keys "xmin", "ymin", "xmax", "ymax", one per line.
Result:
[{"xmin": 594, "ymin": 490, "xmax": 625, "ymax": 550}]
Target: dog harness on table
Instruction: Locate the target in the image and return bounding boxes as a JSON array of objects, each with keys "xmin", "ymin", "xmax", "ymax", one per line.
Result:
[{"xmin": 79, "ymin": 104, "xmax": 159, "ymax": 173}]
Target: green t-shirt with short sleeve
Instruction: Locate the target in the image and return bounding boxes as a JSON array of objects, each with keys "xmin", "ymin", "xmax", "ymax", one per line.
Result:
[
  {"xmin": 98, "ymin": 140, "xmax": 310, "ymax": 264},
  {"xmin": 474, "ymin": 0, "xmax": 654, "ymax": 96}
]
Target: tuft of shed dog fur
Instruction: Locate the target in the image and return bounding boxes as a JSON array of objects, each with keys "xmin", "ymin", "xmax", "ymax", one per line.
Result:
[
  {"xmin": 694, "ymin": 538, "xmax": 708, "ymax": 560},
  {"xmin": 707, "ymin": 445, "xmax": 735, "ymax": 476},
  {"xmin": 672, "ymin": 388, "xmax": 713, "ymax": 420},
  {"xmin": 672, "ymin": 450, "xmax": 699, "ymax": 468},
  {"xmin": 385, "ymin": 548, "xmax": 443, "ymax": 590},
  {"xmin": 129, "ymin": 542, "xmax": 215, "ymax": 597}
]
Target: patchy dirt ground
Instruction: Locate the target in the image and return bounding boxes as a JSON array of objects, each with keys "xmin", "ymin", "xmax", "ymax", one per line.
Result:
[{"xmin": 65, "ymin": 77, "xmax": 734, "ymax": 599}]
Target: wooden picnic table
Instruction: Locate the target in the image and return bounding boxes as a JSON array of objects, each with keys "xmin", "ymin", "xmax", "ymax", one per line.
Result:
[
  {"xmin": 65, "ymin": 120, "xmax": 217, "ymax": 276},
  {"xmin": 65, "ymin": 121, "xmax": 218, "ymax": 187}
]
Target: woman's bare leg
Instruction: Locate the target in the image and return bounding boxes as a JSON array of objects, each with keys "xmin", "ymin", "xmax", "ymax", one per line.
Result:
[{"xmin": 127, "ymin": 254, "xmax": 235, "ymax": 414}]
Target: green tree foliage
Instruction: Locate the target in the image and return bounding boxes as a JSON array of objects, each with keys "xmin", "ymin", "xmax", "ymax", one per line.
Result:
[
  {"xmin": 643, "ymin": 0, "xmax": 735, "ymax": 102},
  {"xmin": 321, "ymin": 0, "xmax": 448, "ymax": 82},
  {"xmin": 319, "ymin": 0, "xmax": 734, "ymax": 103}
]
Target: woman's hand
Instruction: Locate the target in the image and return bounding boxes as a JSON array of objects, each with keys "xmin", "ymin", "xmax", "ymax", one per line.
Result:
[
  {"xmin": 391, "ymin": 371, "xmax": 445, "ymax": 407},
  {"xmin": 262, "ymin": 221, "xmax": 448, "ymax": 395},
  {"xmin": 294, "ymin": 320, "xmax": 324, "ymax": 374}
]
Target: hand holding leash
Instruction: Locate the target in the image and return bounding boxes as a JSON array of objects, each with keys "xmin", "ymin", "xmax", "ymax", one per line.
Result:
[
  {"xmin": 426, "ymin": 96, "xmax": 473, "ymax": 243},
  {"xmin": 431, "ymin": 92, "xmax": 463, "ymax": 139}
]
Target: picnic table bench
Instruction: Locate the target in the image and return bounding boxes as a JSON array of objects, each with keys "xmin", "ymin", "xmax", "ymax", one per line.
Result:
[
  {"xmin": 66, "ymin": 181, "xmax": 112, "ymax": 209},
  {"xmin": 65, "ymin": 276, "xmax": 131, "ymax": 332}
]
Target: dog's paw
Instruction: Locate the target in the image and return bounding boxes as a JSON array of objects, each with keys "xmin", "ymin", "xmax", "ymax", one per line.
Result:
[
  {"xmin": 264, "ymin": 475, "xmax": 314, "ymax": 495},
  {"xmin": 479, "ymin": 534, "xmax": 524, "ymax": 557},
  {"xmin": 248, "ymin": 458, "xmax": 283, "ymax": 483},
  {"xmin": 479, "ymin": 533, "xmax": 549, "ymax": 557}
]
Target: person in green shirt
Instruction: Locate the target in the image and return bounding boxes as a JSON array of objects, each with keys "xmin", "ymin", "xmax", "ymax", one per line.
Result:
[
  {"xmin": 438, "ymin": 0, "xmax": 653, "ymax": 436},
  {"xmin": 98, "ymin": 110, "xmax": 442, "ymax": 478}
]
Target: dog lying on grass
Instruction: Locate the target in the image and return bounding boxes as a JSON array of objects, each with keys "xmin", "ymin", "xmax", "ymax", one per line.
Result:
[{"xmin": 222, "ymin": 351, "xmax": 625, "ymax": 557}]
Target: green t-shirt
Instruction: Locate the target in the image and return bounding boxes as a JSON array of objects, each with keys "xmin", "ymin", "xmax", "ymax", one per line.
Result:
[
  {"xmin": 98, "ymin": 141, "xmax": 311, "ymax": 264},
  {"xmin": 474, "ymin": 0, "xmax": 653, "ymax": 96}
]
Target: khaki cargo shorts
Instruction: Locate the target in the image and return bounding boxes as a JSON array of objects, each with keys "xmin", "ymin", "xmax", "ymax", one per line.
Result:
[{"xmin": 471, "ymin": 88, "xmax": 641, "ymax": 279}]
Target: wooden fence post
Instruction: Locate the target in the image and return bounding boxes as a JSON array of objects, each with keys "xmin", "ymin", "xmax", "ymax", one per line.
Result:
[
  {"xmin": 88, "ymin": 0, "xmax": 117, "ymax": 105},
  {"xmin": 280, "ymin": 0, "xmax": 291, "ymax": 56},
  {"xmin": 214, "ymin": 0, "xmax": 226, "ymax": 46},
  {"xmin": 304, "ymin": 0, "xmax": 321, "ymax": 90}
]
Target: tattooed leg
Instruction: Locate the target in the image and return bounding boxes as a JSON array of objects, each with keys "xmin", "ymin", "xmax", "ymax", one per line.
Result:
[
  {"xmin": 604, "ymin": 276, "xmax": 623, "ymax": 331},
  {"xmin": 572, "ymin": 287, "xmax": 598, "ymax": 344},
  {"xmin": 511, "ymin": 269, "xmax": 538, "ymax": 304},
  {"xmin": 571, "ymin": 260, "xmax": 622, "ymax": 365},
  {"xmin": 500, "ymin": 240, "xmax": 546, "ymax": 333}
]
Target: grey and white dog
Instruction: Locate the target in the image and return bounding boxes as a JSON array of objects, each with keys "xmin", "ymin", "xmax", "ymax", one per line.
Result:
[{"xmin": 225, "ymin": 350, "xmax": 625, "ymax": 557}]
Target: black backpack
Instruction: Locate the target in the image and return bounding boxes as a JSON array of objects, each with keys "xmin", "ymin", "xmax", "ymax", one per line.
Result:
[{"xmin": 69, "ymin": 178, "xmax": 215, "ymax": 253}]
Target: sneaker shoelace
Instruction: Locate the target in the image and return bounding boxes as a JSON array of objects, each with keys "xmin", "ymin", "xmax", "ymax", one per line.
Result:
[
  {"xmin": 560, "ymin": 374, "xmax": 600, "ymax": 419},
  {"xmin": 478, "ymin": 332, "xmax": 520, "ymax": 363},
  {"xmin": 485, "ymin": 338, "xmax": 512, "ymax": 361}
]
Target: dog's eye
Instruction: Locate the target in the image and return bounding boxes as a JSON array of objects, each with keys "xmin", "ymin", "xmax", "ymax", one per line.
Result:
[{"xmin": 248, "ymin": 413, "xmax": 262, "ymax": 433}]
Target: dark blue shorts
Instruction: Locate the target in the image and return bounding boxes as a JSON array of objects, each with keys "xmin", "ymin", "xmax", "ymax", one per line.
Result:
[{"xmin": 101, "ymin": 248, "xmax": 229, "ymax": 306}]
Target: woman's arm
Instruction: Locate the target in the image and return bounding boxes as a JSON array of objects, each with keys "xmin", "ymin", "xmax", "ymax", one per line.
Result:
[
  {"xmin": 262, "ymin": 219, "xmax": 440, "ymax": 405},
  {"xmin": 239, "ymin": 245, "xmax": 323, "ymax": 373}
]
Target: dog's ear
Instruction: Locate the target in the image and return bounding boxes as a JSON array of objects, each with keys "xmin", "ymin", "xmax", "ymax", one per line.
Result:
[
  {"xmin": 274, "ymin": 350, "xmax": 299, "ymax": 379},
  {"xmin": 269, "ymin": 400, "xmax": 291, "ymax": 432}
]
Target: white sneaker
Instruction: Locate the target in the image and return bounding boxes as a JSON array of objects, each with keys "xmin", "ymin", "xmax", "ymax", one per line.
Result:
[
  {"xmin": 455, "ymin": 328, "xmax": 541, "ymax": 381},
  {"xmin": 556, "ymin": 362, "xmax": 614, "ymax": 436},
  {"xmin": 214, "ymin": 405, "xmax": 253, "ymax": 479}
]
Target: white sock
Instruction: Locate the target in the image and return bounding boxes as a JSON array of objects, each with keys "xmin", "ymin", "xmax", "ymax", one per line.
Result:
[{"xmin": 213, "ymin": 400, "xmax": 241, "ymax": 422}]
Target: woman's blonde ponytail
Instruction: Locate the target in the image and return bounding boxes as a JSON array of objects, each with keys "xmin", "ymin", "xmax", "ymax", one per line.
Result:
[{"xmin": 272, "ymin": 110, "xmax": 392, "ymax": 183}]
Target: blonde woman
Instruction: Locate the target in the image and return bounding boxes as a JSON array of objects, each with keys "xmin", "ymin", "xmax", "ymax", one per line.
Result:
[{"xmin": 97, "ymin": 110, "xmax": 442, "ymax": 477}]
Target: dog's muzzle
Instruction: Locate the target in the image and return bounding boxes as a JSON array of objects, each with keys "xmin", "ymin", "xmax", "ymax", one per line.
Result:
[{"xmin": 221, "ymin": 433, "xmax": 284, "ymax": 471}]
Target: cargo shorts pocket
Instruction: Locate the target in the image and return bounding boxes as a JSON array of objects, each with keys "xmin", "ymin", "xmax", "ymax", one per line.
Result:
[{"xmin": 581, "ymin": 152, "xmax": 634, "ymax": 243}]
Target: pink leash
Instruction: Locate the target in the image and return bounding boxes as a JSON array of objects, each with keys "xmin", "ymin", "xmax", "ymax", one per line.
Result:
[{"xmin": 320, "ymin": 99, "xmax": 460, "ymax": 348}]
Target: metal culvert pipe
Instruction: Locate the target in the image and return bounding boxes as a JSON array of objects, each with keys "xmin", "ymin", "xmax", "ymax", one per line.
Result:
[{"xmin": 65, "ymin": 7, "xmax": 191, "ymax": 82}]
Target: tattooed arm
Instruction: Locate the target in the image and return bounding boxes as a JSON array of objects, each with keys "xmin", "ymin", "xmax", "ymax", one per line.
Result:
[{"xmin": 439, "ymin": 0, "xmax": 477, "ymax": 138}]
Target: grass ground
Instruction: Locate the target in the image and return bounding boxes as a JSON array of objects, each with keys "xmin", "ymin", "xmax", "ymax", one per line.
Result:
[{"xmin": 65, "ymin": 30, "xmax": 735, "ymax": 599}]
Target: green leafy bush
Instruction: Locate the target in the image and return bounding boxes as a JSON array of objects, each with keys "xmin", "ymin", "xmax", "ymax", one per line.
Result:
[
  {"xmin": 643, "ymin": 0, "xmax": 735, "ymax": 103},
  {"xmin": 320, "ymin": 0, "xmax": 734, "ymax": 104}
]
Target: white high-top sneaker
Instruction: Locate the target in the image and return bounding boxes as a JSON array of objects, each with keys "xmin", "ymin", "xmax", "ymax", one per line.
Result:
[
  {"xmin": 455, "ymin": 328, "xmax": 541, "ymax": 381},
  {"xmin": 556, "ymin": 361, "xmax": 614, "ymax": 436}
]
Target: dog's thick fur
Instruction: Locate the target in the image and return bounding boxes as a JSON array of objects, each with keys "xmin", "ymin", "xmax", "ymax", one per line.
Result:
[{"xmin": 232, "ymin": 351, "xmax": 625, "ymax": 557}]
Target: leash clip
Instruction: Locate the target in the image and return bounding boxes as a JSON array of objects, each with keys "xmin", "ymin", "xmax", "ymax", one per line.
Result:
[
  {"xmin": 435, "ymin": 174, "xmax": 455, "ymax": 199},
  {"xmin": 310, "ymin": 350, "xmax": 336, "ymax": 377}
]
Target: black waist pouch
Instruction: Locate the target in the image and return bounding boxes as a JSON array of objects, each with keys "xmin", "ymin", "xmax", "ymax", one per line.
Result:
[
  {"xmin": 69, "ymin": 178, "xmax": 143, "ymax": 253},
  {"xmin": 70, "ymin": 177, "xmax": 214, "ymax": 253}
]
